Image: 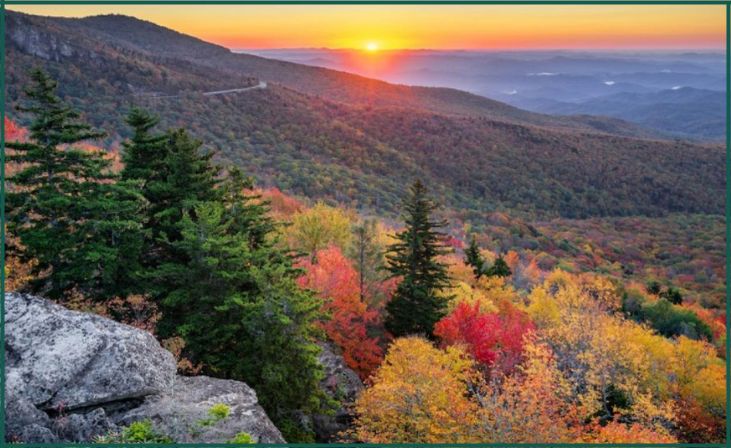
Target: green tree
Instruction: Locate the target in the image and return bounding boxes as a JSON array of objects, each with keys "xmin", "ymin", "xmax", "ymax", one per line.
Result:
[
  {"xmin": 486, "ymin": 255, "xmax": 512, "ymax": 278},
  {"xmin": 121, "ymin": 116, "xmax": 220, "ymax": 296},
  {"xmin": 154, "ymin": 182, "xmax": 329, "ymax": 441},
  {"xmin": 464, "ymin": 235, "xmax": 487, "ymax": 280},
  {"xmin": 646, "ymin": 280, "xmax": 662, "ymax": 296},
  {"xmin": 384, "ymin": 180, "xmax": 453, "ymax": 338},
  {"xmin": 6, "ymin": 69, "xmax": 145, "ymax": 301},
  {"xmin": 660, "ymin": 286, "xmax": 683, "ymax": 305}
]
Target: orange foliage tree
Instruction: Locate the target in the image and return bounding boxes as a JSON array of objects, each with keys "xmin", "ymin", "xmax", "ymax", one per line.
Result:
[{"xmin": 298, "ymin": 245, "xmax": 383, "ymax": 378}]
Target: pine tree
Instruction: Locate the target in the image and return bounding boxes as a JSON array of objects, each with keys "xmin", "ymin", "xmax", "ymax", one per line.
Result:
[
  {"xmin": 6, "ymin": 69, "xmax": 145, "ymax": 300},
  {"xmin": 154, "ymin": 192, "xmax": 330, "ymax": 441},
  {"xmin": 121, "ymin": 108, "xmax": 168, "ymax": 184},
  {"xmin": 121, "ymin": 116, "xmax": 220, "ymax": 297},
  {"xmin": 464, "ymin": 235, "xmax": 487, "ymax": 280},
  {"xmin": 384, "ymin": 180, "xmax": 453, "ymax": 338},
  {"xmin": 486, "ymin": 255, "xmax": 512, "ymax": 278}
]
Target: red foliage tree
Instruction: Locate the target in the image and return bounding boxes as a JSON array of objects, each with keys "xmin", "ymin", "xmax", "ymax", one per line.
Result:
[
  {"xmin": 298, "ymin": 245, "xmax": 383, "ymax": 379},
  {"xmin": 5, "ymin": 117, "xmax": 27, "ymax": 141},
  {"xmin": 434, "ymin": 300, "xmax": 535, "ymax": 376}
]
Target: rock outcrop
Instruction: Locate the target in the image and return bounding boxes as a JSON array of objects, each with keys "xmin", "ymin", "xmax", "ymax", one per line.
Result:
[
  {"xmin": 312, "ymin": 343, "xmax": 364, "ymax": 442},
  {"xmin": 4, "ymin": 293, "xmax": 285, "ymax": 443}
]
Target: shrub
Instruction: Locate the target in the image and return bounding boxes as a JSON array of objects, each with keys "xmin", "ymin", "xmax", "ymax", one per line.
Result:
[
  {"xmin": 97, "ymin": 419, "xmax": 172, "ymax": 443},
  {"xmin": 228, "ymin": 432, "xmax": 254, "ymax": 444}
]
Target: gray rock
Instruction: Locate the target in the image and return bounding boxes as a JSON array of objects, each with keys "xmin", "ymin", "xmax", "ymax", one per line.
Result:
[
  {"xmin": 5, "ymin": 293, "xmax": 176, "ymax": 410},
  {"xmin": 5, "ymin": 395, "xmax": 52, "ymax": 441},
  {"xmin": 313, "ymin": 343, "xmax": 364, "ymax": 442},
  {"xmin": 5, "ymin": 293, "xmax": 285, "ymax": 443},
  {"xmin": 117, "ymin": 376, "xmax": 285, "ymax": 443},
  {"xmin": 53, "ymin": 408, "xmax": 117, "ymax": 442},
  {"xmin": 18, "ymin": 424, "xmax": 59, "ymax": 443}
]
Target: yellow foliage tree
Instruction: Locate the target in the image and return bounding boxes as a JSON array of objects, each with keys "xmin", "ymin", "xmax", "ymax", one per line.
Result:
[
  {"xmin": 354, "ymin": 337, "xmax": 480, "ymax": 443},
  {"xmin": 474, "ymin": 340, "xmax": 582, "ymax": 442},
  {"xmin": 287, "ymin": 202, "xmax": 353, "ymax": 261}
]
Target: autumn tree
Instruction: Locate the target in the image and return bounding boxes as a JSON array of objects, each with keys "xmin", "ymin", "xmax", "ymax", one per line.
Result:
[
  {"xmin": 473, "ymin": 341, "xmax": 582, "ymax": 442},
  {"xmin": 288, "ymin": 202, "xmax": 353, "ymax": 261},
  {"xmin": 297, "ymin": 245, "xmax": 383, "ymax": 379},
  {"xmin": 435, "ymin": 300, "xmax": 535, "ymax": 376},
  {"xmin": 384, "ymin": 180, "xmax": 453, "ymax": 338},
  {"xmin": 354, "ymin": 337, "xmax": 480, "ymax": 443},
  {"xmin": 348, "ymin": 218, "xmax": 388, "ymax": 303},
  {"xmin": 6, "ymin": 69, "xmax": 145, "ymax": 301}
]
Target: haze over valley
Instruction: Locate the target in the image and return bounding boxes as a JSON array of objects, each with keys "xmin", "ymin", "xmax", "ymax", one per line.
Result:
[{"xmin": 247, "ymin": 48, "xmax": 725, "ymax": 140}]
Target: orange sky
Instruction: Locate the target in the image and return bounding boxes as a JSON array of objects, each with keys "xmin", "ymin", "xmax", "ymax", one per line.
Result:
[{"xmin": 10, "ymin": 5, "xmax": 725, "ymax": 50}]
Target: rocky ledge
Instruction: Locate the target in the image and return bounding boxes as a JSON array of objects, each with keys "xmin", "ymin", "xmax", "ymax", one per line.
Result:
[{"xmin": 4, "ymin": 292, "xmax": 285, "ymax": 443}]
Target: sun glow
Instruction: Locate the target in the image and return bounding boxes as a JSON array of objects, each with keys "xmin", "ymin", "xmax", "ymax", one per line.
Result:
[{"xmin": 364, "ymin": 41, "xmax": 380, "ymax": 52}]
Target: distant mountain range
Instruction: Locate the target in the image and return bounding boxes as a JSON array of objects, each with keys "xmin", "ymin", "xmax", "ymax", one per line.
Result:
[
  {"xmin": 5, "ymin": 10, "xmax": 724, "ymax": 219},
  {"xmin": 250, "ymin": 48, "xmax": 725, "ymax": 141},
  {"xmin": 512, "ymin": 87, "xmax": 725, "ymax": 141}
]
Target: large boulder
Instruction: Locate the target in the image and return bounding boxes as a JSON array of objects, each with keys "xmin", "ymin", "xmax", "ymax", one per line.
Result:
[
  {"xmin": 118, "ymin": 375, "xmax": 283, "ymax": 443},
  {"xmin": 5, "ymin": 293, "xmax": 285, "ymax": 443},
  {"xmin": 312, "ymin": 343, "xmax": 364, "ymax": 442}
]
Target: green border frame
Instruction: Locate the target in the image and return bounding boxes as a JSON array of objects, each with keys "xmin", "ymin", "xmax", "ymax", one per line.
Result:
[{"xmin": 0, "ymin": 1, "xmax": 728, "ymax": 446}]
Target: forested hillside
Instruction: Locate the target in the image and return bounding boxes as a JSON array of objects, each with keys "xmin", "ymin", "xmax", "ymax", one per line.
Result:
[
  {"xmin": 4, "ymin": 9, "xmax": 726, "ymax": 444},
  {"xmin": 5, "ymin": 67, "xmax": 725, "ymax": 446},
  {"xmin": 6, "ymin": 10, "xmax": 724, "ymax": 218}
]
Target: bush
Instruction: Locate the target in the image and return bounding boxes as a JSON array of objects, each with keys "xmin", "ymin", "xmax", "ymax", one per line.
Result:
[
  {"xmin": 97, "ymin": 419, "xmax": 172, "ymax": 443},
  {"xmin": 228, "ymin": 432, "xmax": 254, "ymax": 444},
  {"xmin": 198, "ymin": 403, "xmax": 231, "ymax": 426},
  {"xmin": 623, "ymin": 295, "xmax": 712, "ymax": 341}
]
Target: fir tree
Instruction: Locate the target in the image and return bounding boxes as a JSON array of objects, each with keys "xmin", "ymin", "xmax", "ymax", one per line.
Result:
[
  {"xmin": 464, "ymin": 234, "xmax": 487, "ymax": 280},
  {"xmin": 121, "ymin": 116, "xmax": 220, "ymax": 297},
  {"xmin": 121, "ymin": 108, "xmax": 168, "ymax": 184},
  {"xmin": 154, "ymin": 193, "xmax": 330, "ymax": 441},
  {"xmin": 384, "ymin": 180, "xmax": 453, "ymax": 338},
  {"xmin": 6, "ymin": 69, "xmax": 145, "ymax": 300},
  {"xmin": 486, "ymin": 255, "xmax": 512, "ymax": 278}
]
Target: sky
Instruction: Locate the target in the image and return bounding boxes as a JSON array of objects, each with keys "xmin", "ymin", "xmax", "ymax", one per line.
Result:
[{"xmin": 10, "ymin": 5, "xmax": 726, "ymax": 51}]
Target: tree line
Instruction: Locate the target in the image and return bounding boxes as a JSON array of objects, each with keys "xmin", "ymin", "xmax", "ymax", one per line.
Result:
[{"xmin": 7, "ymin": 69, "xmax": 507, "ymax": 440}]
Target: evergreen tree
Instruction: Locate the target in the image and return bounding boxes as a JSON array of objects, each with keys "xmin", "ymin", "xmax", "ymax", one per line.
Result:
[
  {"xmin": 660, "ymin": 286, "xmax": 683, "ymax": 305},
  {"xmin": 121, "ymin": 108, "xmax": 168, "ymax": 184},
  {"xmin": 464, "ymin": 234, "xmax": 487, "ymax": 280},
  {"xmin": 121, "ymin": 116, "xmax": 220, "ymax": 296},
  {"xmin": 6, "ymin": 69, "xmax": 145, "ymax": 300},
  {"xmin": 646, "ymin": 280, "xmax": 662, "ymax": 295},
  {"xmin": 486, "ymin": 255, "xmax": 512, "ymax": 278},
  {"xmin": 384, "ymin": 180, "xmax": 453, "ymax": 338},
  {"xmin": 154, "ymin": 193, "xmax": 330, "ymax": 441}
]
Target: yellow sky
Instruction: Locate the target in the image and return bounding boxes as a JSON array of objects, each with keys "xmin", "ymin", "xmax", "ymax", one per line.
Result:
[{"xmin": 9, "ymin": 5, "xmax": 725, "ymax": 50}]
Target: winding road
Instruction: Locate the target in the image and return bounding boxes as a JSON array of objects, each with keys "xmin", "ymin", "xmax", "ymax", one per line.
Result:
[{"xmin": 138, "ymin": 81, "xmax": 267, "ymax": 99}]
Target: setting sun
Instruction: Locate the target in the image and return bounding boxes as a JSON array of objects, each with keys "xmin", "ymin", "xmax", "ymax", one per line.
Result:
[{"xmin": 364, "ymin": 41, "xmax": 380, "ymax": 52}]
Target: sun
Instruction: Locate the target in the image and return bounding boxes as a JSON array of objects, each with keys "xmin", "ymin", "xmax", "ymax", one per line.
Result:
[{"xmin": 364, "ymin": 41, "xmax": 380, "ymax": 52}]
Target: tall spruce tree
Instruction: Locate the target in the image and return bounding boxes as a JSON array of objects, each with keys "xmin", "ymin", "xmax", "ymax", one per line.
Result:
[
  {"xmin": 486, "ymin": 254, "xmax": 512, "ymax": 278},
  {"xmin": 154, "ymin": 178, "xmax": 330, "ymax": 441},
  {"xmin": 384, "ymin": 180, "xmax": 453, "ymax": 338},
  {"xmin": 464, "ymin": 234, "xmax": 487, "ymax": 280},
  {"xmin": 6, "ymin": 69, "xmax": 145, "ymax": 301},
  {"xmin": 121, "ymin": 115, "xmax": 220, "ymax": 296}
]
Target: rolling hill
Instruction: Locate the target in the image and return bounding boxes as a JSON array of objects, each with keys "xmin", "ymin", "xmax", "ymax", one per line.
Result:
[{"xmin": 5, "ymin": 10, "xmax": 725, "ymax": 218}]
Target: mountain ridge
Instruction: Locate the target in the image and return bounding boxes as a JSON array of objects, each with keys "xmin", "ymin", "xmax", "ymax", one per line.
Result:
[{"xmin": 5, "ymin": 10, "xmax": 724, "ymax": 219}]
